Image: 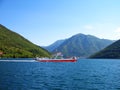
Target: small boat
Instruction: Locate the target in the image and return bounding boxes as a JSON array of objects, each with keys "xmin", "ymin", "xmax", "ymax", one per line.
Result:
[{"xmin": 35, "ymin": 57, "xmax": 77, "ymax": 62}]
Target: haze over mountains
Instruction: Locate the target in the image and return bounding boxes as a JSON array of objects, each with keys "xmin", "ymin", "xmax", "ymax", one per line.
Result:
[
  {"xmin": 0, "ymin": 24, "xmax": 50, "ymax": 58},
  {"xmin": 44, "ymin": 34, "xmax": 114, "ymax": 58},
  {"xmin": 43, "ymin": 40, "xmax": 65, "ymax": 52}
]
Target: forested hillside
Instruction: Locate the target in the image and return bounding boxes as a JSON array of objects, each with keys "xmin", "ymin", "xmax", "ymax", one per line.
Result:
[
  {"xmin": 90, "ymin": 39, "xmax": 120, "ymax": 59},
  {"xmin": 0, "ymin": 24, "xmax": 51, "ymax": 58}
]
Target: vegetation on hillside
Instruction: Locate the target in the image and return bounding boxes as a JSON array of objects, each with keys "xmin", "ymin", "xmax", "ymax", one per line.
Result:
[
  {"xmin": 0, "ymin": 24, "xmax": 51, "ymax": 58},
  {"xmin": 89, "ymin": 40, "xmax": 120, "ymax": 58}
]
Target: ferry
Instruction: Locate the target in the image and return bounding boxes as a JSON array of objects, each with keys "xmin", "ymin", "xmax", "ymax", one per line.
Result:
[
  {"xmin": 35, "ymin": 52, "xmax": 77, "ymax": 62},
  {"xmin": 35, "ymin": 57, "xmax": 77, "ymax": 62}
]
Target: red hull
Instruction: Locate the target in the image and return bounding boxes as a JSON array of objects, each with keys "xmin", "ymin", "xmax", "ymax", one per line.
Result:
[{"xmin": 36, "ymin": 59, "xmax": 77, "ymax": 62}]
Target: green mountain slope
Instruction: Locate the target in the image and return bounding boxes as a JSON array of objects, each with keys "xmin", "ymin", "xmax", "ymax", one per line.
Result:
[
  {"xmin": 0, "ymin": 24, "xmax": 50, "ymax": 58},
  {"xmin": 53, "ymin": 33, "xmax": 114, "ymax": 58},
  {"xmin": 90, "ymin": 40, "xmax": 120, "ymax": 59}
]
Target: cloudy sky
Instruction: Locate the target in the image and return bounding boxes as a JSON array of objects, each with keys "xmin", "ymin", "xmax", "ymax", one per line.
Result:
[{"xmin": 1, "ymin": 0, "xmax": 120, "ymax": 46}]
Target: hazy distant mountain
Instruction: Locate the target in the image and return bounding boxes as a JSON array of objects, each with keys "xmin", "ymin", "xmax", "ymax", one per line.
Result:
[
  {"xmin": 90, "ymin": 39, "xmax": 120, "ymax": 59},
  {"xmin": 0, "ymin": 24, "xmax": 51, "ymax": 58},
  {"xmin": 52, "ymin": 33, "xmax": 114, "ymax": 58},
  {"xmin": 43, "ymin": 40, "xmax": 65, "ymax": 52}
]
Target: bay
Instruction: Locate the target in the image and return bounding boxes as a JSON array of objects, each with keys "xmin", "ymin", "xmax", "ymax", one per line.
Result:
[{"xmin": 0, "ymin": 59, "xmax": 120, "ymax": 90}]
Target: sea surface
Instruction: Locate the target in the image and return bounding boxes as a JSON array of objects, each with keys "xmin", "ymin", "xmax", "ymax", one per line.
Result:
[{"xmin": 0, "ymin": 59, "xmax": 120, "ymax": 90}]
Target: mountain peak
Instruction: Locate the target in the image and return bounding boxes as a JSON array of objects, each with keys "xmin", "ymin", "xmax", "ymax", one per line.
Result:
[
  {"xmin": 44, "ymin": 33, "xmax": 114, "ymax": 58},
  {"xmin": 72, "ymin": 33, "xmax": 86, "ymax": 37},
  {"xmin": 72, "ymin": 33, "xmax": 98, "ymax": 39}
]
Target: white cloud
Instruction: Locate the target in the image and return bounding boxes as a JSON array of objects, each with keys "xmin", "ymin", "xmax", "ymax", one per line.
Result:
[
  {"xmin": 115, "ymin": 27, "xmax": 120, "ymax": 33},
  {"xmin": 84, "ymin": 25, "xmax": 94, "ymax": 30}
]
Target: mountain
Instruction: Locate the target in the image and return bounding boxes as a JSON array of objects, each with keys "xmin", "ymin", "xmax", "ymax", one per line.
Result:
[
  {"xmin": 51, "ymin": 33, "xmax": 114, "ymax": 58},
  {"xmin": 43, "ymin": 40, "xmax": 65, "ymax": 52},
  {"xmin": 89, "ymin": 39, "xmax": 120, "ymax": 59},
  {"xmin": 0, "ymin": 24, "xmax": 51, "ymax": 58}
]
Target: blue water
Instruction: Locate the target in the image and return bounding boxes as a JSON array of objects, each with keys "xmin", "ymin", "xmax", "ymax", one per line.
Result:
[{"xmin": 0, "ymin": 59, "xmax": 120, "ymax": 90}]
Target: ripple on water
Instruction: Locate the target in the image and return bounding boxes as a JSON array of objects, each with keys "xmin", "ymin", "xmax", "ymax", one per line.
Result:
[{"xmin": 0, "ymin": 59, "xmax": 120, "ymax": 90}]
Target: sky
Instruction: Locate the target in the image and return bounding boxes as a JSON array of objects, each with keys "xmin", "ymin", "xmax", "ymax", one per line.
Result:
[{"xmin": 0, "ymin": 0, "xmax": 120, "ymax": 46}]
